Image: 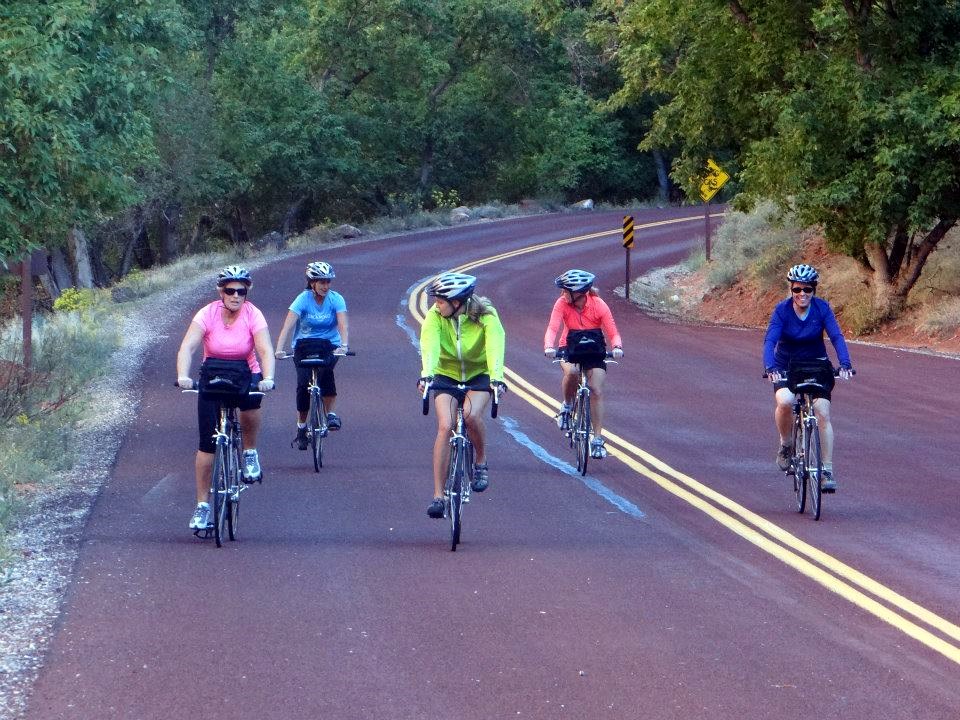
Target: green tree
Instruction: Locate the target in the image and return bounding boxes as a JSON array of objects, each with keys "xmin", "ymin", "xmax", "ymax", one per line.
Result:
[
  {"xmin": 212, "ymin": 6, "xmax": 362, "ymax": 238},
  {"xmin": 0, "ymin": 0, "xmax": 175, "ymax": 263},
  {"xmin": 603, "ymin": 0, "xmax": 960, "ymax": 316}
]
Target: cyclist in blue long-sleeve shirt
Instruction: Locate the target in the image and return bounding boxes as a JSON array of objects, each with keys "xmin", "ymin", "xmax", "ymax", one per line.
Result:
[{"xmin": 763, "ymin": 264, "xmax": 854, "ymax": 492}]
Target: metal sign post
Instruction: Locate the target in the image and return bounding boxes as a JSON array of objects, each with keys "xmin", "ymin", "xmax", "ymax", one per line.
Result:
[
  {"xmin": 622, "ymin": 215, "xmax": 635, "ymax": 301},
  {"xmin": 698, "ymin": 158, "xmax": 730, "ymax": 262}
]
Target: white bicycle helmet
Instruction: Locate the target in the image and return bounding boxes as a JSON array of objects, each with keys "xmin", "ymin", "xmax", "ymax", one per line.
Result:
[
  {"xmin": 786, "ymin": 264, "xmax": 819, "ymax": 284},
  {"xmin": 306, "ymin": 261, "xmax": 335, "ymax": 280},
  {"xmin": 427, "ymin": 272, "xmax": 476, "ymax": 300},
  {"xmin": 555, "ymin": 269, "xmax": 595, "ymax": 292},
  {"xmin": 216, "ymin": 265, "xmax": 252, "ymax": 286}
]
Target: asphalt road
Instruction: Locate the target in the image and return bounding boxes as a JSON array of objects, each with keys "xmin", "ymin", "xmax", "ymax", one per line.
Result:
[{"xmin": 23, "ymin": 208, "xmax": 960, "ymax": 719}]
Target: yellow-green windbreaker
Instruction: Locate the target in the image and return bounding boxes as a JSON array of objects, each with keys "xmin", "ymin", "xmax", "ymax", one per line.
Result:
[{"xmin": 419, "ymin": 305, "xmax": 505, "ymax": 382}]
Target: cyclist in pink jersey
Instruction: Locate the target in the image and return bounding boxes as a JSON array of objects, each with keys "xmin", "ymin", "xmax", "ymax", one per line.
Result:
[
  {"xmin": 176, "ymin": 266, "xmax": 275, "ymax": 531},
  {"xmin": 543, "ymin": 269, "xmax": 623, "ymax": 459}
]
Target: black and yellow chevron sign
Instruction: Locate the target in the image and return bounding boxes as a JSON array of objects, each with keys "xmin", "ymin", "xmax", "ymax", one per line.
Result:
[{"xmin": 622, "ymin": 215, "xmax": 635, "ymax": 249}]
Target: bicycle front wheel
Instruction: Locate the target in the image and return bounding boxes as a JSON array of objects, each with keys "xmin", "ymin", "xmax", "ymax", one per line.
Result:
[
  {"xmin": 211, "ymin": 443, "xmax": 229, "ymax": 548},
  {"xmin": 805, "ymin": 420, "xmax": 823, "ymax": 521},
  {"xmin": 575, "ymin": 391, "xmax": 590, "ymax": 476},
  {"xmin": 446, "ymin": 439, "xmax": 465, "ymax": 551},
  {"xmin": 792, "ymin": 416, "xmax": 806, "ymax": 514},
  {"xmin": 227, "ymin": 442, "xmax": 242, "ymax": 541},
  {"xmin": 309, "ymin": 390, "xmax": 324, "ymax": 472}
]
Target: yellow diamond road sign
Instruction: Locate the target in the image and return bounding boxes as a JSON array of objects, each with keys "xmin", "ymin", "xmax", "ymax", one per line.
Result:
[{"xmin": 699, "ymin": 158, "xmax": 730, "ymax": 202}]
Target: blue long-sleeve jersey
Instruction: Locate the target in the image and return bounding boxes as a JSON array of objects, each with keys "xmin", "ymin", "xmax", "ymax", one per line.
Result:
[{"xmin": 762, "ymin": 297, "xmax": 852, "ymax": 371}]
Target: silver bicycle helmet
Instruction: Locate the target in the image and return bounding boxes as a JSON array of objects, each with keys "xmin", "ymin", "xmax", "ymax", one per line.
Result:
[
  {"xmin": 786, "ymin": 264, "xmax": 819, "ymax": 284},
  {"xmin": 427, "ymin": 272, "xmax": 476, "ymax": 300},
  {"xmin": 216, "ymin": 265, "xmax": 252, "ymax": 286},
  {"xmin": 555, "ymin": 269, "xmax": 595, "ymax": 292},
  {"xmin": 306, "ymin": 261, "xmax": 335, "ymax": 280}
]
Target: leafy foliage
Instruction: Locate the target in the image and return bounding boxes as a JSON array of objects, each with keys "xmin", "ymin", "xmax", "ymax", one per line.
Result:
[{"xmin": 601, "ymin": 0, "xmax": 960, "ymax": 307}]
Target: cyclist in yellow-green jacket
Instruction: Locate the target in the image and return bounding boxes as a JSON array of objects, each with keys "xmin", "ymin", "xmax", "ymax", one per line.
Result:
[{"xmin": 418, "ymin": 272, "xmax": 507, "ymax": 519}]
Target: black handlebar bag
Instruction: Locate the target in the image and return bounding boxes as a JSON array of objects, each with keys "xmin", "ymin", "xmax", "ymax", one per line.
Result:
[
  {"xmin": 198, "ymin": 358, "xmax": 252, "ymax": 405},
  {"xmin": 786, "ymin": 358, "xmax": 835, "ymax": 394},
  {"xmin": 564, "ymin": 329, "xmax": 606, "ymax": 364},
  {"xmin": 293, "ymin": 338, "xmax": 339, "ymax": 368}
]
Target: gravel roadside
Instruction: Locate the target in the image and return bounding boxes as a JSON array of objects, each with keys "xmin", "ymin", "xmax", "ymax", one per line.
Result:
[{"xmin": 0, "ymin": 274, "xmax": 220, "ymax": 720}]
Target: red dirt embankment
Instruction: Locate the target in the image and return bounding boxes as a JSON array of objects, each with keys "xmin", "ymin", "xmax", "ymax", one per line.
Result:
[{"xmin": 657, "ymin": 237, "xmax": 960, "ymax": 357}]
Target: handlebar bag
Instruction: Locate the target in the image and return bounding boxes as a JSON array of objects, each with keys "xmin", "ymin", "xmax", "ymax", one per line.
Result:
[
  {"xmin": 199, "ymin": 358, "xmax": 252, "ymax": 396},
  {"xmin": 786, "ymin": 358, "xmax": 835, "ymax": 393},
  {"xmin": 293, "ymin": 337, "xmax": 339, "ymax": 368},
  {"xmin": 564, "ymin": 329, "xmax": 606, "ymax": 363}
]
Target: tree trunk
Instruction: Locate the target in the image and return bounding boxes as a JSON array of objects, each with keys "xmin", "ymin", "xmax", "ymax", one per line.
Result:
[
  {"xmin": 281, "ymin": 196, "xmax": 307, "ymax": 244},
  {"xmin": 38, "ymin": 253, "xmax": 61, "ymax": 300},
  {"xmin": 228, "ymin": 205, "xmax": 250, "ymax": 246},
  {"xmin": 417, "ymin": 136, "xmax": 435, "ymax": 196},
  {"xmin": 863, "ymin": 216, "xmax": 957, "ymax": 319},
  {"xmin": 120, "ymin": 206, "xmax": 147, "ymax": 277},
  {"xmin": 186, "ymin": 215, "xmax": 213, "ymax": 254},
  {"xmin": 863, "ymin": 241, "xmax": 901, "ymax": 318},
  {"xmin": 159, "ymin": 201, "xmax": 182, "ymax": 263},
  {"xmin": 652, "ymin": 149, "xmax": 671, "ymax": 205},
  {"xmin": 67, "ymin": 227, "xmax": 94, "ymax": 288}
]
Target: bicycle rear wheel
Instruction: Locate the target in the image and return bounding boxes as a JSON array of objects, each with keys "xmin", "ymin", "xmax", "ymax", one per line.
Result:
[
  {"xmin": 446, "ymin": 439, "xmax": 464, "ymax": 551},
  {"xmin": 806, "ymin": 421, "xmax": 823, "ymax": 521},
  {"xmin": 791, "ymin": 416, "xmax": 806, "ymax": 514},
  {"xmin": 575, "ymin": 391, "xmax": 590, "ymax": 476},
  {"xmin": 211, "ymin": 443, "xmax": 229, "ymax": 548},
  {"xmin": 227, "ymin": 441, "xmax": 242, "ymax": 541},
  {"xmin": 309, "ymin": 390, "xmax": 324, "ymax": 472}
]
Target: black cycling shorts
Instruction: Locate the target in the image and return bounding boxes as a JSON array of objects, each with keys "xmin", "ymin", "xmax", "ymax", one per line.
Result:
[
  {"xmin": 430, "ymin": 374, "xmax": 491, "ymax": 406},
  {"xmin": 197, "ymin": 373, "xmax": 262, "ymax": 453},
  {"xmin": 560, "ymin": 346, "xmax": 607, "ymax": 372}
]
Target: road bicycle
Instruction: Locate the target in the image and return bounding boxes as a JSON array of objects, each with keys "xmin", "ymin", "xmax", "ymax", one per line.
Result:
[
  {"xmin": 553, "ymin": 350, "xmax": 616, "ymax": 476},
  {"xmin": 421, "ymin": 378, "xmax": 501, "ymax": 551},
  {"xmin": 179, "ymin": 380, "xmax": 264, "ymax": 547},
  {"xmin": 765, "ymin": 364, "xmax": 853, "ymax": 521},
  {"xmin": 279, "ymin": 349, "xmax": 355, "ymax": 472}
]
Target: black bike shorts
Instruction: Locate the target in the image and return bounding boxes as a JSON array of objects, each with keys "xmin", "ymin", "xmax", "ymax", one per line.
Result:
[
  {"xmin": 430, "ymin": 373, "xmax": 491, "ymax": 405},
  {"xmin": 197, "ymin": 373, "xmax": 263, "ymax": 453}
]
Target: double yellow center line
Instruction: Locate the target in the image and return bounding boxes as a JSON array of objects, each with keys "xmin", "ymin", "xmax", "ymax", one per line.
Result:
[{"xmin": 408, "ymin": 216, "xmax": 960, "ymax": 666}]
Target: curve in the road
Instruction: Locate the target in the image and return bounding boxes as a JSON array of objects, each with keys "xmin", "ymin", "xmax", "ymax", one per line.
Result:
[{"xmin": 406, "ymin": 214, "xmax": 960, "ymax": 667}]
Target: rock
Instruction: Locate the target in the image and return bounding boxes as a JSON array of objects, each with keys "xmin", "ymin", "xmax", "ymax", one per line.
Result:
[
  {"xmin": 571, "ymin": 199, "xmax": 594, "ymax": 210},
  {"xmin": 450, "ymin": 207, "xmax": 472, "ymax": 223},
  {"xmin": 252, "ymin": 231, "xmax": 283, "ymax": 251},
  {"xmin": 110, "ymin": 286, "xmax": 136, "ymax": 303},
  {"xmin": 334, "ymin": 224, "xmax": 362, "ymax": 239}
]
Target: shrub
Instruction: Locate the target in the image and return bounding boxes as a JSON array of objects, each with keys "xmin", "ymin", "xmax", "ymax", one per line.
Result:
[
  {"xmin": 429, "ymin": 189, "xmax": 462, "ymax": 211},
  {"xmin": 919, "ymin": 297, "xmax": 960, "ymax": 337},
  {"xmin": 52, "ymin": 287, "xmax": 97, "ymax": 313},
  {"xmin": 699, "ymin": 201, "xmax": 805, "ymax": 291}
]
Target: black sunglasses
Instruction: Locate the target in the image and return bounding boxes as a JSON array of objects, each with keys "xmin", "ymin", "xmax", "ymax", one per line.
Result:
[
  {"xmin": 791, "ymin": 286, "xmax": 815, "ymax": 294},
  {"xmin": 222, "ymin": 287, "xmax": 248, "ymax": 296}
]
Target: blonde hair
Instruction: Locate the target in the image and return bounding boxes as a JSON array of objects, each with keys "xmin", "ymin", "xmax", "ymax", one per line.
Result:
[{"xmin": 463, "ymin": 295, "xmax": 494, "ymax": 322}]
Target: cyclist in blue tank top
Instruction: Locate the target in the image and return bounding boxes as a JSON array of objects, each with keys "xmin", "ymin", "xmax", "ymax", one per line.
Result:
[
  {"xmin": 275, "ymin": 261, "xmax": 349, "ymax": 449},
  {"xmin": 763, "ymin": 264, "xmax": 853, "ymax": 492}
]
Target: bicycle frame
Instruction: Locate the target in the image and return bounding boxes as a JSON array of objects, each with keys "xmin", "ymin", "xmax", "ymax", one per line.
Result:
[
  {"xmin": 280, "ymin": 350, "xmax": 354, "ymax": 472},
  {"xmin": 179, "ymin": 380, "xmax": 262, "ymax": 547},
  {"xmin": 789, "ymin": 384, "xmax": 824, "ymax": 520},
  {"xmin": 421, "ymin": 379, "xmax": 500, "ymax": 550},
  {"xmin": 553, "ymin": 351, "xmax": 615, "ymax": 476}
]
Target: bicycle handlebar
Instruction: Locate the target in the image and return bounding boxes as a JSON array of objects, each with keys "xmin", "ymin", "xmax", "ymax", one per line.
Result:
[
  {"xmin": 762, "ymin": 367, "xmax": 856, "ymax": 380},
  {"xmin": 419, "ymin": 377, "xmax": 502, "ymax": 418},
  {"xmin": 552, "ymin": 350, "xmax": 618, "ymax": 363},
  {"xmin": 277, "ymin": 350, "xmax": 356, "ymax": 360},
  {"xmin": 174, "ymin": 380, "xmax": 267, "ymax": 396}
]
